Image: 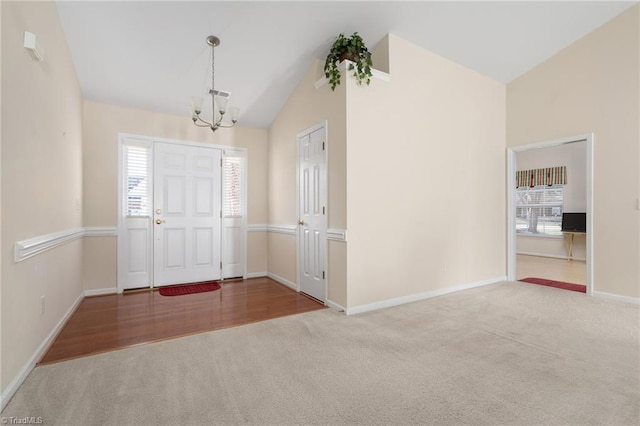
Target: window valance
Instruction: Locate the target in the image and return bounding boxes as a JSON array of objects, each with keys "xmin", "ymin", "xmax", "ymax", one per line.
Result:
[{"xmin": 516, "ymin": 166, "xmax": 566, "ymax": 188}]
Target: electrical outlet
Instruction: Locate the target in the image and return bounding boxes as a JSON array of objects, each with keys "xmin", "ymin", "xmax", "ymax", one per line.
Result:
[{"xmin": 41, "ymin": 295, "xmax": 45, "ymax": 315}]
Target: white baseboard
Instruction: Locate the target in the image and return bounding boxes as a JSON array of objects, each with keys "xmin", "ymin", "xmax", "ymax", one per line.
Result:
[
  {"xmin": 517, "ymin": 251, "xmax": 586, "ymax": 262},
  {"xmin": 267, "ymin": 272, "xmax": 298, "ymax": 291},
  {"xmin": 326, "ymin": 299, "xmax": 345, "ymax": 313},
  {"xmin": 0, "ymin": 291, "xmax": 84, "ymax": 411},
  {"xmin": 592, "ymin": 291, "xmax": 640, "ymax": 306},
  {"xmin": 345, "ymin": 276, "xmax": 507, "ymax": 316},
  {"xmin": 84, "ymin": 287, "xmax": 117, "ymax": 297},
  {"xmin": 246, "ymin": 272, "xmax": 267, "ymax": 279}
]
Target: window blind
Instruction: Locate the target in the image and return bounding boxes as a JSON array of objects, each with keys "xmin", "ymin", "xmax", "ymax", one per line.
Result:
[
  {"xmin": 223, "ymin": 152, "xmax": 245, "ymax": 218},
  {"xmin": 124, "ymin": 144, "xmax": 151, "ymax": 216}
]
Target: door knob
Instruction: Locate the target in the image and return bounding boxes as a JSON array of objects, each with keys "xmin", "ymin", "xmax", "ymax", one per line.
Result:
[
  {"xmin": 297, "ymin": 220, "xmax": 305, "ymax": 226},
  {"xmin": 155, "ymin": 219, "xmax": 165, "ymax": 225}
]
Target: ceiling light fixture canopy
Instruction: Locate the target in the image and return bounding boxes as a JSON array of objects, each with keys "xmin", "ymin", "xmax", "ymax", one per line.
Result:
[{"xmin": 191, "ymin": 35, "xmax": 239, "ymax": 132}]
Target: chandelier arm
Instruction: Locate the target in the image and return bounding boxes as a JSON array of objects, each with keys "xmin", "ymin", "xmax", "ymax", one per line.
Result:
[{"xmin": 194, "ymin": 115, "xmax": 214, "ymax": 127}]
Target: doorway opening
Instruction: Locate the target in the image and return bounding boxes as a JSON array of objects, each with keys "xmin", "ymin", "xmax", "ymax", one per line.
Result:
[{"xmin": 507, "ymin": 134, "xmax": 593, "ymax": 295}]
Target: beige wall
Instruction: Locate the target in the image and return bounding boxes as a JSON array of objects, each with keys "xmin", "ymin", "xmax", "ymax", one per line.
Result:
[
  {"xmin": 82, "ymin": 100, "xmax": 269, "ymax": 290},
  {"xmin": 268, "ymin": 60, "xmax": 347, "ymax": 304},
  {"xmin": 345, "ymin": 34, "xmax": 507, "ymax": 308},
  {"xmin": 1, "ymin": 0, "xmax": 83, "ymax": 392},
  {"xmin": 268, "ymin": 35, "xmax": 506, "ymax": 309},
  {"xmin": 516, "ymin": 142, "xmax": 587, "ymax": 260},
  {"xmin": 507, "ymin": 6, "xmax": 640, "ymax": 298}
]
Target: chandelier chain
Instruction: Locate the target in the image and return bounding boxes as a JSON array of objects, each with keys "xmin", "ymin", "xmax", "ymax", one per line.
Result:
[{"xmin": 211, "ymin": 41, "xmax": 215, "ymax": 112}]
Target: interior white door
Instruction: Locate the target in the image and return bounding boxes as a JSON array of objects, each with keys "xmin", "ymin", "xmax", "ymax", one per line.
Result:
[
  {"xmin": 297, "ymin": 125, "xmax": 327, "ymax": 302},
  {"xmin": 153, "ymin": 142, "xmax": 221, "ymax": 286}
]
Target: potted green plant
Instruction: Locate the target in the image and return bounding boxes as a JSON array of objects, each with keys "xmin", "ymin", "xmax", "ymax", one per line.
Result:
[{"xmin": 324, "ymin": 32, "xmax": 373, "ymax": 91}]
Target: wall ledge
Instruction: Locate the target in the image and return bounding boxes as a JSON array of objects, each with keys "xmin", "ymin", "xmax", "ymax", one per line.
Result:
[{"xmin": 314, "ymin": 60, "xmax": 391, "ymax": 89}]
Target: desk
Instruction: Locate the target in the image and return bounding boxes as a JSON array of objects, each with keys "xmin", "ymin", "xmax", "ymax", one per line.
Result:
[{"xmin": 564, "ymin": 231, "xmax": 585, "ymax": 261}]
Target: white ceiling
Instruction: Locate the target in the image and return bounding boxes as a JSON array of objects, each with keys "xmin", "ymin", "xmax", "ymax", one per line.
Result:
[{"xmin": 55, "ymin": 1, "xmax": 636, "ymax": 129}]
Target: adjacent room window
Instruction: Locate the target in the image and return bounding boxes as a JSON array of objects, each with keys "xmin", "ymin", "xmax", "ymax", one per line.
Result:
[
  {"xmin": 516, "ymin": 184, "xmax": 564, "ymax": 236},
  {"xmin": 124, "ymin": 143, "xmax": 151, "ymax": 217}
]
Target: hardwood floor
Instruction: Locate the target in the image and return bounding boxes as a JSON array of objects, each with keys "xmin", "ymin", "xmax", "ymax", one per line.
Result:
[
  {"xmin": 40, "ymin": 277, "xmax": 325, "ymax": 365},
  {"xmin": 516, "ymin": 254, "xmax": 586, "ymax": 285}
]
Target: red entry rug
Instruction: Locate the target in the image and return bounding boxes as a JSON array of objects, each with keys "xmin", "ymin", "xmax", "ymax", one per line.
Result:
[
  {"xmin": 158, "ymin": 281, "xmax": 221, "ymax": 296},
  {"xmin": 520, "ymin": 277, "xmax": 586, "ymax": 293}
]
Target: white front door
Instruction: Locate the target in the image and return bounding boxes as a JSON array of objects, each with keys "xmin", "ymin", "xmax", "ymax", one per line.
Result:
[
  {"xmin": 297, "ymin": 125, "xmax": 327, "ymax": 302},
  {"xmin": 153, "ymin": 142, "xmax": 221, "ymax": 286}
]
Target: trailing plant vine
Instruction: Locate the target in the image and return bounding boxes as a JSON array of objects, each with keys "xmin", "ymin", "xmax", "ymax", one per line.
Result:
[{"xmin": 324, "ymin": 32, "xmax": 373, "ymax": 91}]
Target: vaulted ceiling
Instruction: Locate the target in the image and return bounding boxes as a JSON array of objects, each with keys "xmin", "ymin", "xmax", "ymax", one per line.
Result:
[{"xmin": 55, "ymin": 1, "xmax": 636, "ymax": 129}]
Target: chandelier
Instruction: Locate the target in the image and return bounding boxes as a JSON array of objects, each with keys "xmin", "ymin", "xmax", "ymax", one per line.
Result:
[{"xmin": 191, "ymin": 35, "xmax": 239, "ymax": 132}]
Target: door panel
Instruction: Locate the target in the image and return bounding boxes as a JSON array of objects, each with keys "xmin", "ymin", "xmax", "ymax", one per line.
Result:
[
  {"xmin": 154, "ymin": 142, "xmax": 221, "ymax": 286},
  {"xmin": 298, "ymin": 126, "xmax": 327, "ymax": 302},
  {"xmin": 194, "ymin": 227, "xmax": 214, "ymax": 266}
]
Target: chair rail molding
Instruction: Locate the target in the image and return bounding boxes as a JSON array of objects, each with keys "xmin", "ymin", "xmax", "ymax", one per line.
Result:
[
  {"xmin": 84, "ymin": 226, "xmax": 118, "ymax": 237},
  {"xmin": 267, "ymin": 225, "xmax": 297, "ymax": 235},
  {"xmin": 248, "ymin": 224, "xmax": 268, "ymax": 232},
  {"xmin": 327, "ymin": 228, "xmax": 347, "ymax": 242},
  {"xmin": 15, "ymin": 226, "xmax": 117, "ymax": 262}
]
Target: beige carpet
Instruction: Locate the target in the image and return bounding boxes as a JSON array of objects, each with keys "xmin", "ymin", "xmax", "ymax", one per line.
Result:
[{"xmin": 3, "ymin": 282, "xmax": 639, "ymax": 425}]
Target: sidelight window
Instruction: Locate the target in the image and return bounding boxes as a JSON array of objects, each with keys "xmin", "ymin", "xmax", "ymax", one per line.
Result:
[{"xmin": 124, "ymin": 143, "xmax": 151, "ymax": 217}]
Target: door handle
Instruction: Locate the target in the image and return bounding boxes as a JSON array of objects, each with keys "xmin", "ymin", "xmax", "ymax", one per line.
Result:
[
  {"xmin": 297, "ymin": 220, "xmax": 305, "ymax": 226},
  {"xmin": 155, "ymin": 219, "xmax": 165, "ymax": 225}
]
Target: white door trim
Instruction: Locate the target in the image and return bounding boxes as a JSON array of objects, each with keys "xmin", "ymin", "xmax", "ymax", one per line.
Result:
[
  {"xmin": 506, "ymin": 133, "xmax": 594, "ymax": 296},
  {"xmin": 295, "ymin": 121, "xmax": 328, "ymax": 302},
  {"xmin": 117, "ymin": 133, "xmax": 248, "ymax": 293}
]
